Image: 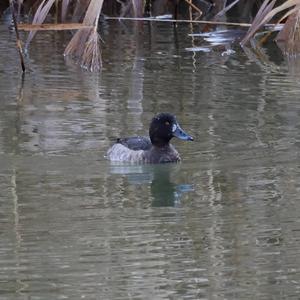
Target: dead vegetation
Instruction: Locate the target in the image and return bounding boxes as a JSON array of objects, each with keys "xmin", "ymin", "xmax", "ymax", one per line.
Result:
[{"xmin": 3, "ymin": 0, "xmax": 300, "ymax": 72}]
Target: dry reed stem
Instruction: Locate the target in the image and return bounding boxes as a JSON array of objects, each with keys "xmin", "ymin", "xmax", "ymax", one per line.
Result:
[
  {"xmin": 81, "ymin": 28, "xmax": 102, "ymax": 71},
  {"xmin": 25, "ymin": 0, "xmax": 56, "ymax": 49},
  {"xmin": 276, "ymin": 10, "xmax": 300, "ymax": 55},
  {"xmin": 64, "ymin": 0, "xmax": 104, "ymax": 71},
  {"xmin": 214, "ymin": 0, "xmax": 241, "ymax": 20},
  {"xmin": 61, "ymin": 0, "xmax": 70, "ymax": 22},
  {"xmin": 241, "ymin": 0, "xmax": 300, "ymax": 46},
  {"xmin": 131, "ymin": 0, "xmax": 144, "ymax": 18}
]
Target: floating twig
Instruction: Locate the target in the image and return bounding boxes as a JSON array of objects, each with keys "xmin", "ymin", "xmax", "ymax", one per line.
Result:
[
  {"xmin": 105, "ymin": 16, "xmax": 254, "ymax": 27},
  {"xmin": 18, "ymin": 23, "xmax": 93, "ymax": 31}
]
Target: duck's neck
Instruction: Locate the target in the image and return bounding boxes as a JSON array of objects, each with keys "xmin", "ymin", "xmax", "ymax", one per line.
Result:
[{"xmin": 152, "ymin": 143, "xmax": 171, "ymax": 151}]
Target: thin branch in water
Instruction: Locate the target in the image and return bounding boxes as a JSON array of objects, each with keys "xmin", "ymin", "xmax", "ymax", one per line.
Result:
[
  {"xmin": 184, "ymin": 0, "xmax": 202, "ymax": 18},
  {"xmin": 10, "ymin": 0, "xmax": 25, "ymax": 72}
]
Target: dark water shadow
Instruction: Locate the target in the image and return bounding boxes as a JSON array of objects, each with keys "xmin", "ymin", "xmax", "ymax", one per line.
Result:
[{"xmin": 109, "ymin": 163, "xmax": 194, "ymax": 207}]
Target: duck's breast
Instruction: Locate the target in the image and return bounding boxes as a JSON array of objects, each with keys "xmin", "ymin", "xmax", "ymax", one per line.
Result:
[
  {"xmin": 144, "ymin": 144, "xmax": 181, "ymax": 163},
  {"xmin": 157, "ymin": 145, "xmax": 181, "ymax": 163}
]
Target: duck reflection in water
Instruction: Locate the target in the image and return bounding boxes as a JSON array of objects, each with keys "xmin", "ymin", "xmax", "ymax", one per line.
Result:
[{"xmin": 109, "ymin": 163, "xmax": 193, "ymax": 207}]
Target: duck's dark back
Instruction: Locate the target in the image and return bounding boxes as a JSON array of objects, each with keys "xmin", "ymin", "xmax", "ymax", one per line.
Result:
[{"xmin": 117, "ymin": 136, "xmax": 152, "ymax": 151}]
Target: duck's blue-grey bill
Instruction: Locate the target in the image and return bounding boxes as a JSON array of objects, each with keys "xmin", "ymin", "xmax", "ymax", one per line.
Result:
[{"xmin": 173, "ymin": 124, "xmax": 194, "ymax": 141}]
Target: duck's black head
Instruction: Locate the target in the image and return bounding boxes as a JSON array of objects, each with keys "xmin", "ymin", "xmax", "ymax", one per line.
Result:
[{"xmin": 149, "ymin": 113, "xmax": 193, "ymax": 147}]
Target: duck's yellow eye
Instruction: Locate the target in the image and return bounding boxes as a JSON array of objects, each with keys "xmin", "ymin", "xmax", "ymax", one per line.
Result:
[{"xmin": 165, "ymin": 121, "xmax": 170, "ymax": 126}]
